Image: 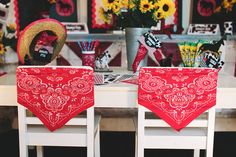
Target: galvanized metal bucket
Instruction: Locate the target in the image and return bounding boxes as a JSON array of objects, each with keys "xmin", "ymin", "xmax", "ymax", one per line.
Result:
[{"xmin": 125, "ymin": 28, "xmax": 150, "ymax": 71}]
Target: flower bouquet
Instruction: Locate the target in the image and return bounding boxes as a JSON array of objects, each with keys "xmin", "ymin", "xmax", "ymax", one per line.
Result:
[
  {"xmin": 98, "ymin": 0, "xmax": 176, "ymax": 30},
  {"xmin": 0, "ymin": 23, "xmax": 17, "ymax": 64}
]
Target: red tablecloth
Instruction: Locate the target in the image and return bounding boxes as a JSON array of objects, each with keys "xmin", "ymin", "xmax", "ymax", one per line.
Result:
[
  {"xmin": 138, "ymin": 67, "xmax": 218, "ymax": 131},
  {"xmin": 16, "ymin": 66, "xmax": 94, "ymax": 131}
]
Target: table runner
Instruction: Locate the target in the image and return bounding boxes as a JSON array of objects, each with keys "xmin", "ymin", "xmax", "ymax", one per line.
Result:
[
  {"xmin": 138, "ymin": 67, "xmax": 218, "ymax": 131},
  {"xmin": 16, "ymin": 66, "xmax": 94, "ymax": 131}
]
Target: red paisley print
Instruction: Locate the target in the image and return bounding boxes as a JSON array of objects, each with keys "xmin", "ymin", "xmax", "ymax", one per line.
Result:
[
  {"xmin": 17, "ymin": 66, "xmax": 94, "ymax": 131},
  {"xmin": 41, "ymin": 87, "xmax": 70, "ymax": 112},
  {"xmin": 138, "ymin": 67, "xmax": 218, "ymax": 131}
]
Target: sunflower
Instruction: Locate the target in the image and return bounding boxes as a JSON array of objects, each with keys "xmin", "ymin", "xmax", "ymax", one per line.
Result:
[
  {"xmin": 153, "ymin": 10, "xmax": 164, "ymax": 21},
  {"xmin": 102, "ymin": 0, "xmax": 118, "ymax": 10},
  {"xmin": 155, "ymin": 0, "xmax": 176, "ymax": 19},
  {"xmin": 139, "ymin": 0, "xmax": 153, "ymax": 13},
  {"xmin": 98, "ymin": 7, "xmax": 113, "ymax": 24},
  {"xmin": 129, "ymin": 0, "xmax": 136, "ymax": 10},
  {"xmin": 112, "ymin": 1, "xmax": 122, "ymax": 15},
  {"xmin": 0, "ymin": 43, "xmax": 6, "ymax": 55}
]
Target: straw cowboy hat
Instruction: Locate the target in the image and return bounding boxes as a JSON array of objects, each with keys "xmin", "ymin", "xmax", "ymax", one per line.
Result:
[{"xmin": 17, "ymin": 18, "xmax": 67, "ymax": 65}]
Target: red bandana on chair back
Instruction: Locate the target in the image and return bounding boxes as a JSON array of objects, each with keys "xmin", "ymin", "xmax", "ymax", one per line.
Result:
[
  {"xmin": 138, "ymin": 67, "xmax": 218, "ymax": 131},
  {"xmin": 16, "ymin": 66, "xmax": 94, "ymax": 131}
]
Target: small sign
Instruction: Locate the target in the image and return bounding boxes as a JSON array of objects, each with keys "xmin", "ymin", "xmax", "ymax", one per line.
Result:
[
  {"xmin": 62, "ymin": 22, "xmax": 89, "ymax": 34},
  {"xmin": 187, "ymin": 24, "xmax": 220, "ymax": 35},
  {"xmin": 138, "ymin": 31, "xmax": 161, "ymax": 53}
]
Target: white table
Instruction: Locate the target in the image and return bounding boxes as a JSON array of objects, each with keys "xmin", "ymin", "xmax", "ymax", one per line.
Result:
[
  {"xmin": 0, "ymin": 68, "xmax": 236, "ymax": 109},
  {"xmin": 1, "ymin": 67, "xmax": 236, "ymax": 131}
]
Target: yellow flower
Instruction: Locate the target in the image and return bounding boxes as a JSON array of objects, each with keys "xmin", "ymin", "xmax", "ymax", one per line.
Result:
[
  {"xmin": 129, "ymin": 0, "xmax": 136, "ymax": 10},
  {"xmin": 102, "ymin": 0, "xmax": 117, "ymax": 10},
  {"xmin": 0, "ymin": 43, "xmax": 6, "ymax": 55},
  {"xmin": 153, "ymin": 10, "xmax": 164, "ymax": 21},
  {"xmin": 155, "ymin": 0, "xmax": 176, "ymax": 19},
  {"xmin": 112, "ymin": 1, "xmax": 122, "ymax": 15},
  {"xmin": 139, "ymin": 0, "xmax": 153, "ymax": 13},
  {"xmin": 98, "ymin": 7, "xmax": 113, "ymax": 24},
  {"xmin": 222, "ymin": 0, "xmax": 236, "ymax": 12}
]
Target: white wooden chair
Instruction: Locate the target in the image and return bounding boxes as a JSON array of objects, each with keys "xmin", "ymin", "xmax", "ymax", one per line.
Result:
[
  {"xmin": 17, "ymin": 66, "xmax": 101, "ymax": 157},
  {"xmin": 136, "ymin": 105, "xmax": 215, "ymax": 157},
  {"xmin": 136, "ymin": 67, "xmax": 218, "ymax": 157}
]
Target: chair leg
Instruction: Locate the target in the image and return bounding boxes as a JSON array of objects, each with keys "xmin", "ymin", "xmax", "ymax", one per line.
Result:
[
  {"xmin": 19, "ymin": 141, "xmax": 28, "ymax": 157},
  {"xmin": 36, "ymin": 146, "xmax": 43, "ymax": 157},
  {"xmin": 87, "ymin": 107, "xmax": 94, "ymax": 157},
  {"xmin": 135, "ymin": 130, "xmax": 138, "ymax": 157},
  {"xmin": 95, "ymin": 125, "xmax": 100, "ymax": 157},
  {"xmin": 206, "ymin": 107, "xmax": 215, "ymax": 157},
  {"xmin": 193, "ymin": 149, "xmax": 200, "ymax": 157},
  {"xmin": 137, "ymin": 133, "xmax": 144, "ymax": 157},
  {"xmin": 133, "ymin": 117, "xmax": 138, "ymax": 157},
  {"xmin": 137, "ymin": 106, "xmax": 145, "ymax": 157},
  {"xmin": 206, "ymin": 148, "xmax": 213, "ymax": 157},
  {"xmin": 18, "ymin": 106, "xmax": 28, "ymax": 157}
]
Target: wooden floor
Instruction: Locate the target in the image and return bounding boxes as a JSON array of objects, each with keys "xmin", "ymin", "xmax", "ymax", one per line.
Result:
[{"xmin": 1, "ymin": 129, "xmax": 236, "ymax": 157}]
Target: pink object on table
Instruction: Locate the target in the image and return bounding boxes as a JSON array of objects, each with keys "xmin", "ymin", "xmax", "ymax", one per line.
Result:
[
  {"xmin": 0, "ymin": 72, "xmax": 7, "ymax": 77},
  {"xmin": 16, "ymin": 66, "xmax": 94, "ymax": 131},
  {"xmin": 120, "ymin": 76, "xmax": 138, "ymax": 85},
  {"xmin": 82, "ymin": 51, "xmax": 95, "ymax": 69},
  {"xmin": 138, "ymin": 67, "xmax": 218, "ymax": 131}
]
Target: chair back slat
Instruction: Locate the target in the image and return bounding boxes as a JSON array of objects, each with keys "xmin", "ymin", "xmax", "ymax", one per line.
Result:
[{"xmin": 26, "ymin": 117, "xmax": 87, "ymax": 126}]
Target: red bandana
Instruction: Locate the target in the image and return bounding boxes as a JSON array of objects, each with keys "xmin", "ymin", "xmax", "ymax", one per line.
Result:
[
  {"xmin": 138, "ymin": 67, "xmax": 218, "ymax": 131},
  {"xmin": 16, "ymin": 66, "xmax": 94, "ymax": 131},
  {"xmin": 36, "ymin": 32, "xmax": 58, "ymax": 46},
  {"xmin": 132, "ymin": 44, "xmax": 148, "ymax": 73}
]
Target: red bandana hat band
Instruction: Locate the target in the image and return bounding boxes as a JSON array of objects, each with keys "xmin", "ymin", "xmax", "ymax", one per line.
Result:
[
  {"xmin": 36, "ymin": 31, "xmax": 58, "ymax": 46},
  {"xmin": 16, "ymin": 66, "xmax": 94, "ymax": 131},
  {"xmin": 138, "ymin": 67, "xmax": 218, "ymax": 131}
]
